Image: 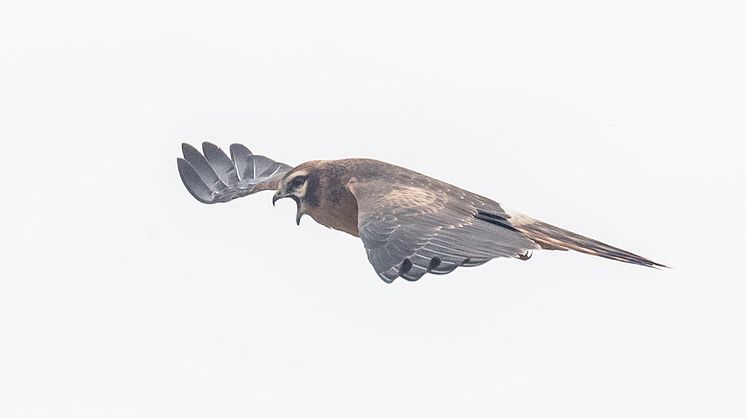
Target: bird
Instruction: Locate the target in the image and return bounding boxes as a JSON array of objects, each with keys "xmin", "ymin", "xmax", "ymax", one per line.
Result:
[{"xmin": 177, "ymin": 142, "xmax": 666, "ymax": 282}]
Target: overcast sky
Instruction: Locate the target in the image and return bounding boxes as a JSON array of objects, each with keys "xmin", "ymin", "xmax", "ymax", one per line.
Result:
[{"xmin": 1, "ymin": 1, "xmax": 744, "ymax": 418}]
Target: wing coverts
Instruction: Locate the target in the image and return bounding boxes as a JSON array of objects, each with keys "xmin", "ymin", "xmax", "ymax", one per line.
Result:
[{"xmin": 349, "ymin": 180, "xmax": 540, "ymax": 282}]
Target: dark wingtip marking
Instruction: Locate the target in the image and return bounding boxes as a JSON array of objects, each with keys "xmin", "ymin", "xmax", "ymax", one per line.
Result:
[
  {"xmin": 428, "ymin": 257, "xmax": 442, "ymax": 272},
  {"xmin": 400, "ymin": 258, "xmax": 413, "ymax": 275}
]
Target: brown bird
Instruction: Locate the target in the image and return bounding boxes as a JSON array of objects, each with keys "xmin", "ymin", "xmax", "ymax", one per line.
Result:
[{"xmin": 177, "ymin": 142, "xmax": 665, "ymax": 282}]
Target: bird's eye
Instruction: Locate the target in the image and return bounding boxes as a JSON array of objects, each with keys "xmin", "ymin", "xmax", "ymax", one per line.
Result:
[{"xmin": 290, "ymin": 176, "xmax": 306, "ymax": 188}]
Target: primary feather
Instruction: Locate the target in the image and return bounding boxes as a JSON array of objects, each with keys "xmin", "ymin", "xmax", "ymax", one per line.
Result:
[{"xmin": 177, "ymin": 142, "xmax": 293, "ymax": 204}]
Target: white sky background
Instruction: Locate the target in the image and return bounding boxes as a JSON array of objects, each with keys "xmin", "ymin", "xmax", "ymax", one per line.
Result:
[{"xmin": 1, "ymin": 1, "xmax": 744, "ymax": 418}]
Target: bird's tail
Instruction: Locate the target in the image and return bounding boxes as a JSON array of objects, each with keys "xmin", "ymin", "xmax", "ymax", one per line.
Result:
[{"xmin": 509, "ymin": 213, "xmax": 667, "ymax": 268}]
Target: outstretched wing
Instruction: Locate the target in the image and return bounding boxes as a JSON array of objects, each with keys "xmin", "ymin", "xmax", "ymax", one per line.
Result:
[
  {"xmin": 177, "ymin": 142, "xmax": 293, "ymax": 204},
  {"xmin": 348, "ymin": 179, "xmax": 540, "ymax": 283}
]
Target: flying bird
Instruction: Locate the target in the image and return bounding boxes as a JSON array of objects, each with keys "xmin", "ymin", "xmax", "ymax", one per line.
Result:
[{"xmin": 177, "ymin": 142, "xmax": 665, "ymax": 282}]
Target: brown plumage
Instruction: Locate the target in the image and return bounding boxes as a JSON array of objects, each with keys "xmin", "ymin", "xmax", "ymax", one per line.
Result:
[{"xmin": 178, "ymin": 142, "xmax": 666, "ymax": 283}]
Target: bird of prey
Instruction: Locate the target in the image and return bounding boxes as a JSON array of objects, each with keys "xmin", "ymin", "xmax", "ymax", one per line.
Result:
[{"xmin": 177, "ymin": 142, "xmax": 665, "ymax": 282}]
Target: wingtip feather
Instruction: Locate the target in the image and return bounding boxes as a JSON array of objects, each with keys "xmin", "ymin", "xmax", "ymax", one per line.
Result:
[
  {"xmin": 177, "ymin": 157, "xmax": 215, "ymax": 204},
  {"xmin": 177, "ymin": 142, "xmax": 293, "ymax": 204}
]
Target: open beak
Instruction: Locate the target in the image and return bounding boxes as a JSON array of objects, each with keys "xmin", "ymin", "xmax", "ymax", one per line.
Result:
[{"xmin": 273, "ymin": 190, "xmax": 304, "ymax": 225}]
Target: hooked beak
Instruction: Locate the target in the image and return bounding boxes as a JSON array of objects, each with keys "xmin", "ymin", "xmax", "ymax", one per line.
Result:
[
  {"xmin": 272, "ymin": 190, "xmax": 284, "ymax": 206},
  {"xmin": 273, "ymin": 190, "xmax": 304, "ymax": 225}
]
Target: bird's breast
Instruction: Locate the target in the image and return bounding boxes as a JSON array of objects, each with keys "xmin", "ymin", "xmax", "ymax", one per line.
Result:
[{"xmin": 306, "ymin": 186, "xmax": 360, "ymax": 237}]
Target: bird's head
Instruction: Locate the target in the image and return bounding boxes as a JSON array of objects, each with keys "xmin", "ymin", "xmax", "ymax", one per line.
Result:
[{"xmin": 272, "ymin": 165, "xmax": 321, "ymax": 225}]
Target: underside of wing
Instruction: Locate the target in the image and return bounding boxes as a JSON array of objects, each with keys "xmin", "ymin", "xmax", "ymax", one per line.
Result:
[
  {"xmin": 177, "ymin": 142, "xmax": 293, "ymax": 204},
  {"xmin": 349, "ymin": 180, "xmax": 539, "ymax": 283}
]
